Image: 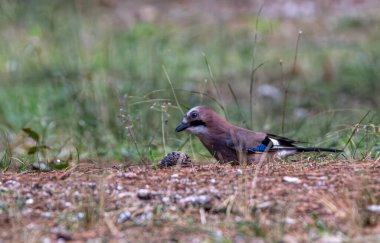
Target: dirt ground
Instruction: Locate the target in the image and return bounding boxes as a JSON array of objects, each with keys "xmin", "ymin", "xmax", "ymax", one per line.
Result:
[{"xmin": 1, "ymin": 159, "xmax": 379, "ymax": 242}]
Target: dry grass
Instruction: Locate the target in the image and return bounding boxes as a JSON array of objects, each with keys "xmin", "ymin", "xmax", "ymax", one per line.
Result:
[{"xmin": 0, "ymin": 160, "xmax": 379, "ymax": 242}]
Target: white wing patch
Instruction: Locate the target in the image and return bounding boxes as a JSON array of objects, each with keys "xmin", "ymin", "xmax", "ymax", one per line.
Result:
[{"xmin": 269, "ymin": 138, "xmax": 280, "ymax": 146}]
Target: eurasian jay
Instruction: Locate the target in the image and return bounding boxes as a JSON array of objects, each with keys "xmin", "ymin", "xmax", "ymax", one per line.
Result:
[{"xmin": 175, "ymin": 106, "xmax": 342, "ymax": 164}]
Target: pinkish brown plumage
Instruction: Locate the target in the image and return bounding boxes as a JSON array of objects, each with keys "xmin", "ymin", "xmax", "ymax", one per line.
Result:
[{"xmin": 175, "ymin": 106, "xmax": 342, "ymax": 164}]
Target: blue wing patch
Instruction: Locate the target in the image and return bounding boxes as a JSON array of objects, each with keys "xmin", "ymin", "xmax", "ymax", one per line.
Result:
[{"xmin": 243, "ymin": 144, "xmax": 267, "ymax": 152}]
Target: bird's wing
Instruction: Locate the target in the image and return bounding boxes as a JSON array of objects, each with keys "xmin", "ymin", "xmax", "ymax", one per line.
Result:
[
  {"xmin": 266, "ymin": 133, "xmax": 306, "ymax": 144},
  {"xmin": 226, "ymin": 129, "xmax": 301, "ymax": 153},
  {"xmin": 225, "ymin": 129, "xmax": 271, "ymax": 152}
]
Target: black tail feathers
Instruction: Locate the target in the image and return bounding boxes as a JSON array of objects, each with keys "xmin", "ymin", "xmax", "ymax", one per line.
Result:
[{"xmin": 295, "ymin": 147, "xmax": 343, "ymax": 153}]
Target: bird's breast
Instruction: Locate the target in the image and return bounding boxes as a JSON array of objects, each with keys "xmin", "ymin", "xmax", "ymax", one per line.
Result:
[{"xmin": 198, "ymin": 137, "xmax": 239, "ymax": 163}]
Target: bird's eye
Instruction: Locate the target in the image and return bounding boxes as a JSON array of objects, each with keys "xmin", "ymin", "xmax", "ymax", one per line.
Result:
[{"xmin": 190, "ymin": 111, "xmax": 198, "ymax": 119}]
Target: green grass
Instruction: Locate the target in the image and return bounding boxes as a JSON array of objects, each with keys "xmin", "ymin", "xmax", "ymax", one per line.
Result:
[{"xmin": 0, "ymin": 1, "xmax": 379, "ymax": 170}]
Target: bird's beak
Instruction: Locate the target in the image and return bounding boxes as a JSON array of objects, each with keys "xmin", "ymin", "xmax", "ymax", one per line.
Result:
[{"xmin": 175, "ymin": 122, "xmax": 190, "ymax": 132}]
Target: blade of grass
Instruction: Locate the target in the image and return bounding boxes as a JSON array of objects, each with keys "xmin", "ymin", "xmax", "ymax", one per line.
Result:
[
  {"xmin": 228, "ymin": 83, "xmax": 248, "ymax": 128},
  {"xmin": 162, "ymin": 65, "xmax": 184, "ymax": 115},
  {"xmin": 249, "ymin": 5, "xmax": 264, "ymax": 129},
  {"xmin": 203, "ymin": 53, "xmax": 221, "ymax": 102},
  {"xmin": 176, "ymin": 89, "xmax": 228, "ymax": 118},
  {"xmin": 203, "ymin": 53, "xmax": 227, "ymax": 119},
  {"xmin": 161, "ymin": 109, "xmax": 167, "ymax": 155},
  {"xmin": 281, "ymin": 30, "xmax": 303, "ymax": 135},
  {"xmin": 119, "ymin": 94, "xmax": 145, "ymax": 164},
  {"xmin": 337, "ymin": 110, "xmax": 371, "ymax": 159},
  {"xmin": 162, "ymin": 66, "xmax": 196, "ymax": 159}
]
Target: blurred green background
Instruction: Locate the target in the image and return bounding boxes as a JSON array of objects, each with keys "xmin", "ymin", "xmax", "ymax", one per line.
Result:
[{"xmin": 0, "ymin": 0, "xmax": 379, "ymax": 169}]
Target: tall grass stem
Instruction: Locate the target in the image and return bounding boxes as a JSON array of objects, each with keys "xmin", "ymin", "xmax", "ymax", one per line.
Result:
[
  {"xmin": 281, "ymin": 30, "xmax": 302, "ymax": 135},
  {"xmin": 249, "ymin": 6, "xmax": 264, "ymax": 129}
]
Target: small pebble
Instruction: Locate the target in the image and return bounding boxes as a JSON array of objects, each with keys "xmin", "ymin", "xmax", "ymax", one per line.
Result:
[
  {"xmin": 285, "ymin": 217, "xmax": 296, "ymax": 225},
  {"xmin": 118, "ymin": 192, "xmax": 134, "ymax": 198},
  {"xmin": 117, "ymin": 211, "xmax": 132, "ymax": 223},
  {"xmin": 307, "ymin": 176, "xmax": 328, "ymax": 180},
  {"xmin": 283, "ymin": 176, "xmax": 301, "ymax": 184},
  {"xmin": 117, "ymin": 172, "xmax": 137, "ymax": 178},
  {"xmin": 169, "ymin": 205, "xmax": 177, "ymax": 211},
  {"xmin": 208, "ymin": 186, "xmax": 219, "ymax": 194},
  {"xmin": 22, "ymin": 208, "xmax": 33, "ymax": 215},
  {"xmin": 235, "ymin": 169, "xmax": 243, "ymax": 175},
  {"xmin": 41, "ymin": 212, "xmax": 53, "ymax": 218},
  {"xmin": 25, "ymin": 198, "xmax": 34, "ymax": 205},
  {"xmin": 80, "ymin": 182, "xmax": 96, "ymax": 189},
  {"xmin": 196, "ymin": 195, "xmax": 211, "ymax": 206},
  {"xmin": 367, "ymin": 205, "xmax": 380, "ymax": 213},
  {"xmin": 73, "ymin": 191, "xmax": 81, "ymax": 198},
  {"xmin": 41, "ymin": 237, "xmax": 51, "ymax": 243},
  {"xmin": 26, "ymin": 223, "xmax": 37, "ymax": 229},
  {"xmin": 5, "ymin": 180, "xmax": 19, "ymax": 187},
  {"xmin": 137, "ymin": 189, "xmax": 152, "ymax": 200},
  {"xmin": 318, "ymin": 235, "xmax": 342, "ymax": 243},
  {"xmin": 173, "ymin": 194, "xmax": 182, "ymax": 201},
  {"xmin": 0, "ymin": 187, "xmax": 9, "ymax": 192},
  {"xmin": 171, "ymin": 174, "xmax": 179, "ymax": 179},
  {"xmin": 181, "ymin": 195, "xmax": 212, "ymax": 207},
  {"xmin": 161, "ymin": 197, "xmax": 170, "ymax": 203},
  {"xmin": 42, "ymin": 184, "xmax": 56, "ymax": 191},
  {"xmin": 77, "ymin": 212, "xmax": 85, "ymax": 219},
  {"xmin": 64, "ymin": 202, "xmax": 73, "ymax": 208},
  {"xmin": 135, "ymin": 210, "xmax": 153, "ymax": 224},
  {"xmin": 32, "ymin": 162, "xmax": 53, "ymax": 172},
  {"xmin": 316, "ymin": 180, "xmax": 326, "ymax": 187},
  {"xmin": 256, "ymin": 201, "xmax": 273, "ymax": 209}
]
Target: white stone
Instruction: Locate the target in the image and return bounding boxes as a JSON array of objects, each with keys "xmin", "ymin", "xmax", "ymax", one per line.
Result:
[
  {"xmin": 367, "ymin": 205, "xmax": 380, "ymax": 213},
  {"xmin": 117, "ymin": 211, "xmax": 131, "ymax": 223},
  {"xmin": 283, "ymin": 176, "xmax": 301, "ymax": 184},
  {"xmin": 285, "ymin": 217, "xmax": 296, "ymax": 225},
  {"xmin": 25, "ymin": 198, "xmax": 34, "ymax": 205}
]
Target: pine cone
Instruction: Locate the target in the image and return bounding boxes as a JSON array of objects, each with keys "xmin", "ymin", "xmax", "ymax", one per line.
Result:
[{"xmin": 160, "ymin": 151, "xmax": 192, "ymax": 168}]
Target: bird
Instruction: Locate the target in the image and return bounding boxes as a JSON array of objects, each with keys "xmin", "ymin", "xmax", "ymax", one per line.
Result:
[{"xmin": 175, "ymin": 106, "xmax": 342, "ymax": 164}]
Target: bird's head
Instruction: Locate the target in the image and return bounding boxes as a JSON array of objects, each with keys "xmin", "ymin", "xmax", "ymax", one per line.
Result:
[{"xmin": 175, "ymin": 106, "xmax": 216, "ymax": 135}]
